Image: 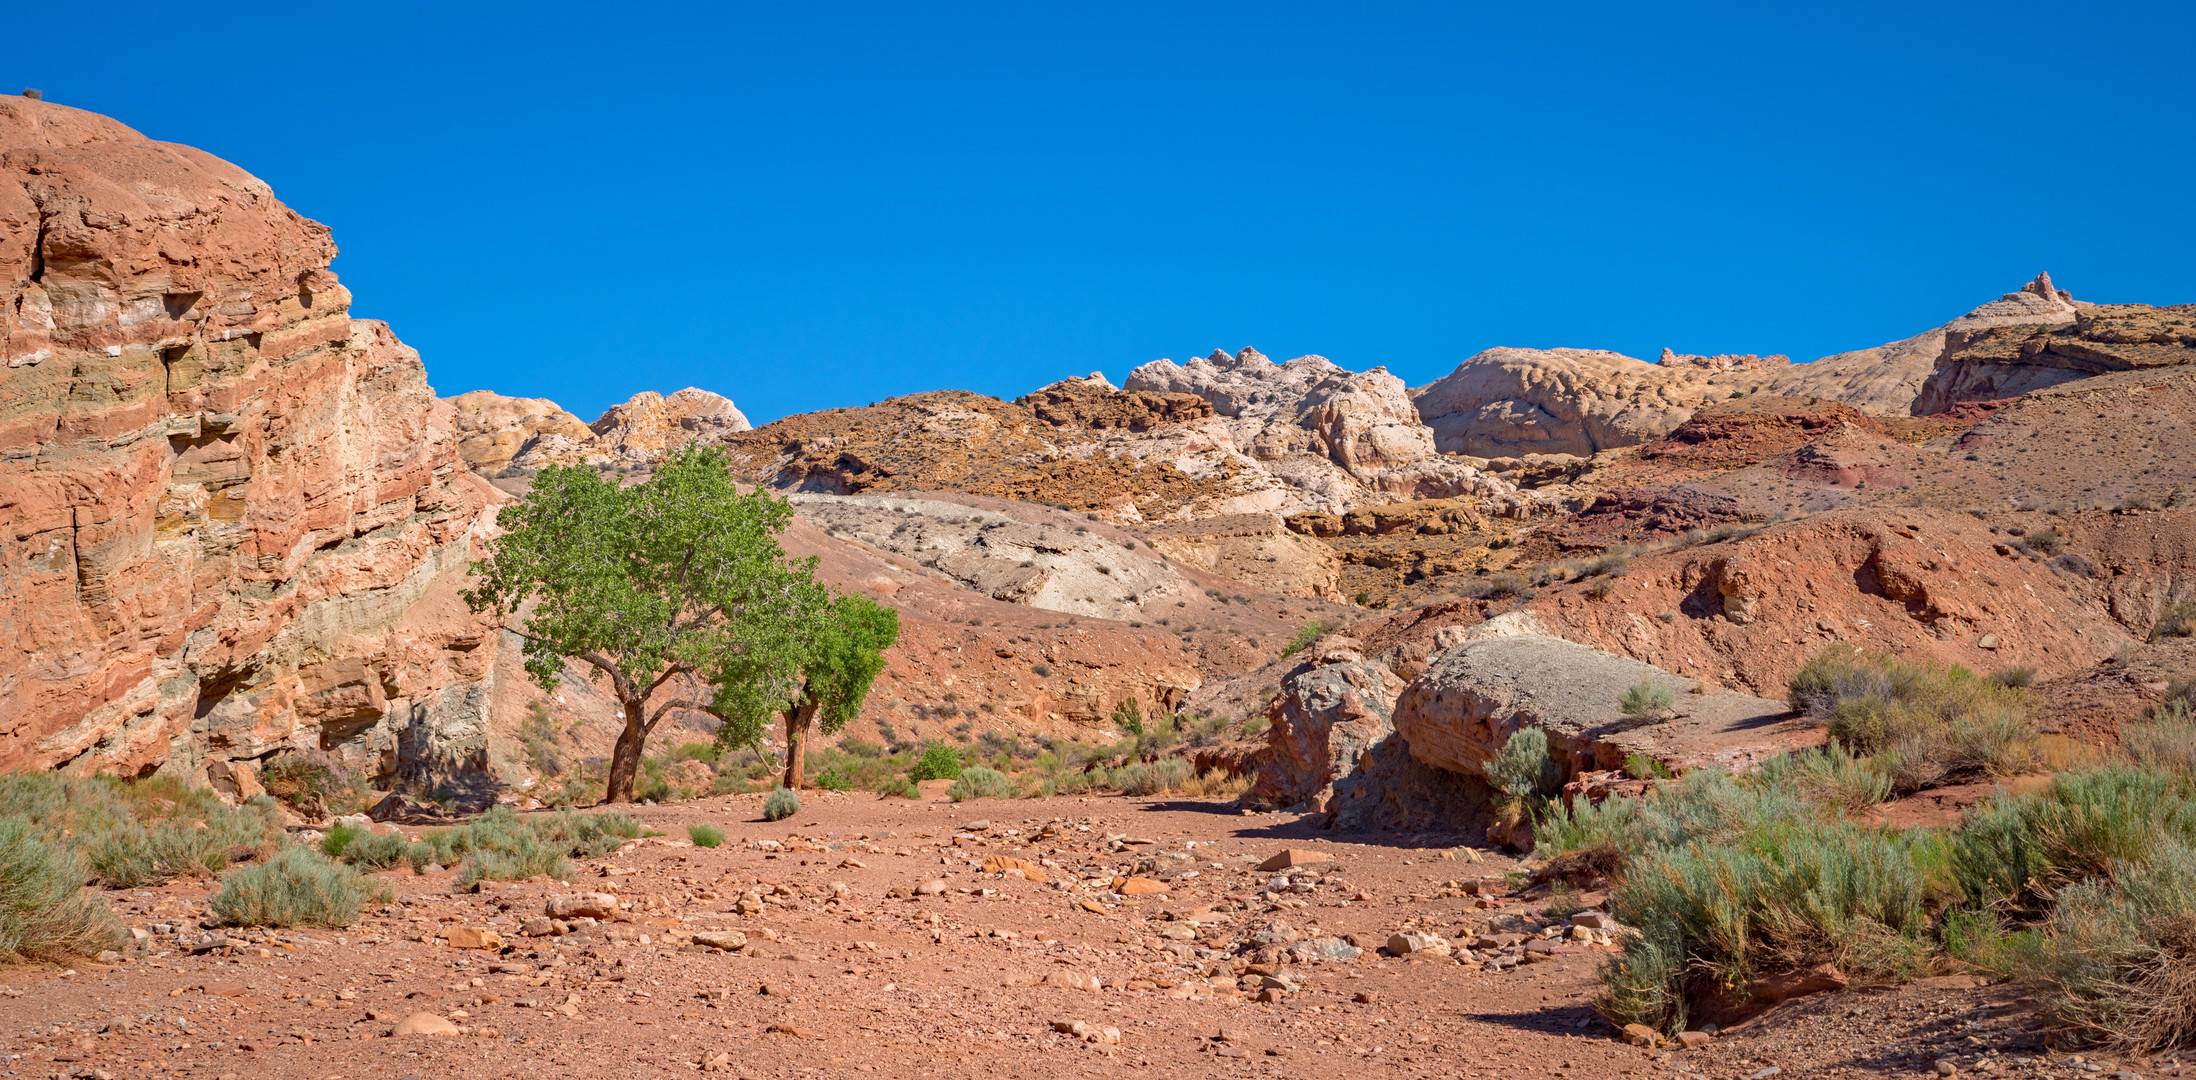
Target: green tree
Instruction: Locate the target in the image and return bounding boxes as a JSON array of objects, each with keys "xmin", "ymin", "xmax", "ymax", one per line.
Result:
[
  {"xmin": 712, "ymin": 594, "xmax": 899, "ymax": 789},
  {"xmin": 464, "ymin": 446, "xmax": 815, "ymax": 803}
]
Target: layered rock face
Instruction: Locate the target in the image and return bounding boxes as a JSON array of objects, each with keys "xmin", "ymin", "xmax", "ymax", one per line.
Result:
[
  {"xmin": 1141, "ymin": 513, "xmax": 1343, "ymax": 600},
  {"xmin": 0, "ymin": 98, "xmax": 506, "ymax": 788},
  {"xmin": 1410, "ymin": 275, "xmax": 2090, "ymax": 458},
  {"xmin": 1914, "ymin": 299, "xmax": 2196, "ymax": 415},
  {"xmin": 450, "ymin": 387, "xmax": 751, "ymax": 473}
]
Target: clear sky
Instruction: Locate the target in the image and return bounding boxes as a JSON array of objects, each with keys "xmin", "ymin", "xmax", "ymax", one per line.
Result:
[{"xmin": 18, "ymin": 2, "xmax": 2195, "ymax": 425}]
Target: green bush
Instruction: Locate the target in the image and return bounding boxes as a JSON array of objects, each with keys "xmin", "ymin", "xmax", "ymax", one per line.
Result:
[
  {"xmin": 321, "ymin": 823, "xmax": 366, "ymax": 858},
  {"xmin": 688, "ymin": 824, "xmax": 725, "ymax": 848},
  {"xmin": 339, "ymin": 831, "xmax": 411, "ymax": 871},
  {"xmin": 881, "ymin": 775, "xmax": 921, "ymax": 800},
  {"xmin": 1621, "ymin": 753, "xmax": 1672, "ymax": 781},
  {"xmin": 209, "ymin": 847, "xmax": 385, "ymax": 928},
  {"xmin": 1617, "ymin": 681, "xmax": 1675, "ymax": 724},
  {"xmin": 948, "ymin": 766, "xmax": 1014, "ymax": 801},
  {"xmin": 2020, "ymin": 838, "xmax": 2196, "ymax": 1052},
  {"xmin": 813, "ymin": 766, "xmax": 853, "ymax": 792},
  {"xmin": 1281, "ymin": 620, "xmax": 1338, "ymax": 657},
  {"xmin": 1788, "ymin": 646, "xmax": 2037, "ymax": 793},
  {"xmin": 1602, "ymin": 819, "xmax": 1933, "ymax": 1034},
  {"xmin": 1954, "ymin": 766, "xmax": 2196, "ymax": 917},
  {"xmin": 407, "ymin": 806, "xmax": 634, "ymax": 880},
  {"xmin": 0, "ymin": 817, "xmax": 120, "ymax": 962},
  {"xmin": 1486, "ymin": 726, "xmax": 1563, "ymax": 800},
  {"xmin": 763, "ymin": 787, "xmax": 802, "ymax": 822},
  {"xmin": 1114, "ymin": 757, "xmax": 1192, "ymax": 796},
  {"xmin": 909, "ymin": 743, "xmax": 964, "ymax": 782},
  {"xmin": 1110, "ymin": 698, "xmax": 1145, "ymax": 736},
  {"xmin": 1755, "ymin": 741, "xmax": 1893, "ymax": 813}
]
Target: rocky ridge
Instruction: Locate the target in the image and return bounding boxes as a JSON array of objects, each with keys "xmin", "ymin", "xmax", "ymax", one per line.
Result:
[{"xmin": 450, "ymin": 386, "xmax": 751, "ymax": 474}]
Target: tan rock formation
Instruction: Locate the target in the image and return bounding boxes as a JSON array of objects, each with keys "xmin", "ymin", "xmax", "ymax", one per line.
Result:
[
  {"xmin": 0, "ymin": 97, "xmax": 507, "ymax": 788},
  {"xmin": 1123, "ymin": 348, "xmax": 1514, "ymax": 509},
  {"xmin": 1657, "ymin": 349, "xmax": 1791, "ymax": 373},
  {"xmin": 1914, "ymin": 299, "xmax": 2196, "ymax": 415},
  {"xmin": 1141, "ymin": 514, "xmax": 1344, "ymax": 600},
  {"xmin": 446, "ymin": 391, "xmax": 593, "ymax": 473}
]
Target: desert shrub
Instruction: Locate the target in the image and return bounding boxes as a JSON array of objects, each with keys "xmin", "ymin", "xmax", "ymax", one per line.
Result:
[
  {"xmin": 407, "ymin": 806, "xmax": 633, "ymax": 878},
  {"xmin": 1465, "ymin": 572, "xmax": 1530, "ymax": 600},
  {"xmin": 839, "ymin": 736, "xmax": 885, "ymax": 759},
  {"xmin": 881, "ymin": 775, "xmax": 921, "ymax": 799},
  {"xmin": 340, "ymin": 831, "xmax": 411, "ymax": 871},
  {"xmin": 1601, "ymin": 819, "xmax": 1934, "ymax": 1034},
  {"xmin": 813, "ymin": 766, "xmax": 853, "ymax": 792},
  {"xmin": 1281, "ymin": 620, "xmax": 1338, "ymax": 657},
  {"xmin": 688, "ymin": 824, "xmax": 725, "ymax": 848},
  {"xmin": 2020, "ymin": 839, "xmax": 2196, "ymax": 1052},
  {"xmin": 2027, "ymin": 527, "xmax": 2065, "ymax": 555},
  {"xmin": 1182, "ymin": 770, "xmax": 1252, "ymax": 800},
  {"xmin": 948, "ymin": 766, "xmax": 1013, "ymax": 801},
  {"xmin": 910, "ymin": 743, "xmax": 963, "ymax": 782},
  {"xmin": 456, "ymin": 843, "xmax": 572, "ymax": 889},
  {"xmin": 2125, "ymin": 710, "xmax": 2196, "ymax": 776},
  {"xmin": 0, "ymin": 774, "xmax": 283, "ymax": 888},
  {"xmin": 2152, "ymin": 602, "xmax": 2196, "ymax": 641},
  {"xmin": 763, "ymin": 787, "xmax": 802, "ymax": 822},
  {"xmin": 1954, "ymin": 766, "xmax": 2196, "ymax": 917},
  {"xmin": 0, "ymin": 817, "xmax": 120, "ymax": 962},
  {"xmin": 1114, "ymin": 757, "xmax": 1193, "ymax": 796},
  {"xmin": 209, "ymin": 847, "xmax": 385, "ymax": 928},
  {"xmin": 1110, "ymin": 698, "xmax": 1145, "ymax": 736},
  {"xmin": 1486, "ymin": 726, "xmax": 1563, "ymax": 800},
  {"xmin": 1535, "ymin": 793, "xmax": 1646, "ymax": 862},
  {"xmin": 1939, "ymin": 907, "xmax": 2034, "ymax": 981},
  {"xmin": 259, "ymin": 752, "xmax": 364, "ymax": 818},
  {"xmin": 321, "ymin": 822, "xmax": 367, "ymax": 858},
  {"xmin": 1047, "ymin": 768, "xmax": 1114, "ymax": 796},
  {"xmin": 1754, "ymin": 741, "xmax": 1893, "ymax": 813},
  {"xmin": 1617, "ymin": 681, "xmax": 1675, "ymax": 725},
  {"xmin": 1621, "ymin": 753, "xmax": 1672, "ymax": 781},
  {"xmin": 1787, "ymin": 646, "xmax": 2037, "ymax": 793},
  {"xmin": 1986, "ymin": 667, "xmax": 2038, "ymax": 689}
]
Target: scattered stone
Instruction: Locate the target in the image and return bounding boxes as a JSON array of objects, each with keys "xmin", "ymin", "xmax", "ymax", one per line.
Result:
[
  {"xmin": 1044, "ymin": 970, "xmax": 1102, "ymax": 992},
  {"xmin": 1117, "ymin": 877, "xmax": 1168, "ymax": 896},
  {"xmin": 916, "ymin": 879, "xmax": 949, "ymax": 897},
  {"xmin": 393, "ymin": 1013, "xmax": 461, "ymax": 1037},
  {"xmin": 1936, "ymin": 1062, "xmax": 1959, "ymax": 1076},
  {"xmin": 691, "ymin": 932, "xmax": 748, "ymax": 952},
  {"xmin": 443, "ymin": 928, "xmax": 502, "ymax": 950},
  {"xmin": 1386, "ymin": 932, "xmax": 1451, "ymax": 957},
  {"xmin": 545, "ymin": 893, "xmax": 619, "ymax": 919},
  {"xmin": 1257, "ymin": 849, "xmax": 1330, "ymax": 872},
  {"xmin": 981, "ymin": 855, "xmax": 1049, "ymax": 883},
  {"xmin": 1622, "ymin": 1023, "xmax": 1664, "ymax": 1048},
  {"xmin": 519, "ymin": 917, "xmax": 555, "ymax": 937},
  {"xmin": 1352, "ymin": 991, "xmax": 1379, "ymax": 1004},
  {"xmin": 1678, "ymin": 1031, "xmax": 1714, "ymax": 1049}
]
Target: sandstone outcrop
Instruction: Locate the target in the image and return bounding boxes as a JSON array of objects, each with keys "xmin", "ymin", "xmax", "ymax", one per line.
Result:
[
  {"xmin": 1913, "ymin": 300, "xmax": 2196, "ymax": 415},
  {"xmin": 1390, "ymin": 635, "xmax": 1807, "ymax": 785},
  {"xmin": 1141, "ymin": 514, "xmax": 1344, "ymax": 601},
  {"xmin": 788, "ymin": 492, "xmax": 1189, "ymax": 621},
  {"xmin": 454, "ymin": 387, "xmax": 751, "ymax": 473},
  {"xmin": 446, "ymin": 391, "xmax": 593, "ymax": 473},
  {"xmin": 1124, "ymin": 348, "xmax": 1514, "ymax": 508},
  {"xmin": 1410, "ymin": 275, "xmax": 2094, "ymax": 458},
  {"xmin": 0, "ymin": 97, "xmax": 509, "ymax": 788}
]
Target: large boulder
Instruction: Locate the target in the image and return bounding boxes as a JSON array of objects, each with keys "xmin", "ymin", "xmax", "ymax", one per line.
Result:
[
  {"xmin": 1391, "ymin": 635, "xmax": 1800, "ymax": 785},
  {"xmin": 1249, "ymin": 650, "xmax": 1403, "ymax": 813}
]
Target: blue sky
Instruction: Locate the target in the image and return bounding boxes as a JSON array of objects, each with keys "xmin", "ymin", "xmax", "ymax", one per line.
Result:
[{"xmin": 18, "ymin": 2, "xmax": 2195, "ymax": 424}]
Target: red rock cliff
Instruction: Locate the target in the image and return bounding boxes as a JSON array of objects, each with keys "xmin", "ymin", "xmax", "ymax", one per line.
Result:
[{"xmin": 0, "ymin": 97, "xmax": 507, "ymax": 789}]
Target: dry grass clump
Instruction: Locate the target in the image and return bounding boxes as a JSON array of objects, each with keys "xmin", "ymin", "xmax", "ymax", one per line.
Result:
[
  {"xmin": 0, "ymin": 817, "xmax": 121, "ymax": 962},
  {"xmin": 0, "ymin": 774, "xmax": 281, "ymax": 888},
  {"xmin": 2023, "ymin": 839, "xmax": 2196, "ymax": 1053},
  {"xmin": 209, "ymin": 847, "xmax": 387, "ymax": 928},
  {"xmin": 1788, "ymin": 645, "xmax": 2038, "ymax": 793}
]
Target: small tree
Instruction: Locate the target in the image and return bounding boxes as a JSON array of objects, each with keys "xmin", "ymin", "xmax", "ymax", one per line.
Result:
[
  {"xmin": 465, "ymin": 446, "xmax": 814, "ymax": 803},
  {"xmin": 712, "ymin": 593, "xmax": 898, "ymax": 789}
]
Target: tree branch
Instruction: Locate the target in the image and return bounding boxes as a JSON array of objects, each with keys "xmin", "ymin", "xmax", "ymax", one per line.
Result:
[
  {"xmin": 505, "ymin": 625, "xmax": 634, "ymax": 702},
  {"xmin": 646, "ymin": 698, "xmax": 709, "ymax": 732}
]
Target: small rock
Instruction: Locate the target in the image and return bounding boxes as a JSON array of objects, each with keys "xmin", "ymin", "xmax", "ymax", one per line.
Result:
[
  {"xmin": 1677, "ymin": 1031, "xmax": 1713, "ymax": 1049},
  {"xmin": 1622, "ymin": 1023, "xmax": 1664, "ymax": 1048},
  {"xmin": 544, "ymin": 893, "xmax": 619, "ymax": 919},
  {"xmin": 691, "ymin": 931, "xmax": 748, "ymax": 952},
  {"xmin": 1386, "ymin": 932, "xmax": 1451, "ymax": 957},
  {"xmin": 443, "ymin": 928, "xmax": 502, "ymax": 950},
  {"xmin": 761, "ymin": 983, "xmax": 794, "ymax": 997},
  {"xmin": 393, "ymin": 1013, "xmax": 461, "ymax": 1037},
  {"xmin": 1044, "ymin": 970, "xmax": 1102, "ymax": 992},
  {"xmin": 1257, "ymin": 849, "xmax": 1331, "ymax": 872},
  {"xmin": 916, "ymin": 879, "xmax": 948, "ymax": 897},
  {"xmin": 1935, "ymin": 1062, "xmax": 1959, "ymax": 1076},
  {"xmin": 1117, "ymin": 877, "xmax": 1168, "ymax": 896},
  {"xmin": 1352, "ymin": 991, "xmax": 1379, "ymax": 1004},
  {"xmin": 519, "ymin": 917, "xmax": 555, "ymax": 937}
]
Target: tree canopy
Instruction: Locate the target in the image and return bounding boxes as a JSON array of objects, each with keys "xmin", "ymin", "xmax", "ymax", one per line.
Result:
[
  {"xmin": 464, "ymin": 445, "xmax": 821, "ymax": 803},
  {"xmin": 713, "ymin": 592, "xmax": 900, "ymax": 788}
]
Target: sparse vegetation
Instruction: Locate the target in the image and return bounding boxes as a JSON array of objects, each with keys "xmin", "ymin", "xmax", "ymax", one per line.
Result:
[
  {"xmin": 762, "ymin": 787, "xmax": 802, "ymax": 822},
  {"xmin": 1787, "ymin": 645, "xmax": 2038, "ymax": 793},
  {"xmin": 0, "ymin": 817, "xmax": 120, "ymax": 962},
  {"xmin": 687, "ymin": 824, "xmax": 725, "ymax": 848},
  {"xmin": 1616, "ymin": 681, "xmax": 1675, "ymax": 726},
  {"xmin": 1486, "ymin": 726, "xmax": 1563, "ymax": 801},
  {"xmin": 209, "ymin": 847, "xmax": 386, "ymax": 928},
  {"xmin": 909, "ymin": 743, "xmax": 964, "ymax": 783},
  {"xmin": 1281, "ymin": 619, "xmax": 1339, "ymax": 657},
  {"xmin": 948, "ymin": 766, "xmax": 1013, "ymax": 801}
]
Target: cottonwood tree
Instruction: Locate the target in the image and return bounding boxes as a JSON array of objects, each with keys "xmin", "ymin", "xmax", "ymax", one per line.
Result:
[
  {"xmin": 464, "ymin": 446, "xmax": 815, "ymax": 803},
  {"xmin": 712, "ymin": 592, "xmax": 899, "ymax": 789}
]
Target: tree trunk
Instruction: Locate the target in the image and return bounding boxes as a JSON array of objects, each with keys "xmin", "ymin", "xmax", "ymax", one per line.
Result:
[
  {"xmin": 781, "ymin": 690, "xmax": 821, "ymax": 789},
  {"xmin": 605, "ymin": 698, "xmax": 648, "ymax": 803}
]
